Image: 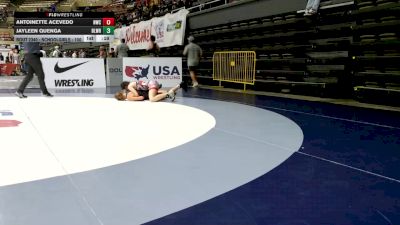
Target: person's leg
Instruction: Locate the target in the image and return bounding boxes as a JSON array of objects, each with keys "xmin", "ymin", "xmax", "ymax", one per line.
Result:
[
  {"xmin": 148, "ymin": 89, "xmax": 168, "ymax": 102},
  {"xmin": 305, "ymin": 0, "xmax": 314, "ymax": 10},
  {"xmin": 311, "ymin": 0, "xmax": 320, "ymax": 12},
  {"xmin": 16, "ymin": 56, "xmax": 34, "ymax": 96},
  {"xmin": 168, "ymin": 84, "xmax": 180, "ymax": 93},
  {"xmin": 29, "ymin": 55, "xmax": 51, "ymax": 95},
  {"xmin": 165, "ymin": 83, "xmax": 185, "ymax": 101},
  {"xmin": 189, "ymin": 66, "xmax": 198, "ymax": 87}
]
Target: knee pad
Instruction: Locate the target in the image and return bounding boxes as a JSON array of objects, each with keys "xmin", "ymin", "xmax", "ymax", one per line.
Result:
[{"xmin": 148, "ymin": 80, "xmax": 161, "ymax": 90}]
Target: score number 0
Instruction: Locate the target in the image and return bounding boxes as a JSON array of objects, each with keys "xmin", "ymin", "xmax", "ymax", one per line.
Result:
[{"xmin": 102, "ymin": 18, "xmax": 115, "ymax": 26}]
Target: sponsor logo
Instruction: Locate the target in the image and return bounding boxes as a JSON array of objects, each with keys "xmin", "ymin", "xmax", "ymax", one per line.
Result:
[
  {"xmin": 109, "ymin": 68, "xmax": 122, "ymax": 73},
  {"xmin": 125, "ymin": 65, "xmax": 180, "ymax": 80},
  {"xmin": 0, "ymin": 120, "xmax": 21, "ymax": 127},
  {"xmin": 0, "ymin": 110, "xmax": 13, "ymax": 116},
  {"xmin": 153, "ymin": 66, "xmax": 180, "ymax": 76},
  {"xmin": 167, "ymin": 20, "xmax": 182, "ymax": 32},
  {"xmin": 125, "ymin": 65, "xmax": 150, "ymax": 80},
  {"xmin": 54, "ymin": 79, "xmax": 94, "ymax": 87},
  {"xmin": 54, "ymin": 61, "xmax": 88, "ymax": 73},
  {"xmin": 155, "ymin": 21, "xmax": 164, "ymax": 40}
]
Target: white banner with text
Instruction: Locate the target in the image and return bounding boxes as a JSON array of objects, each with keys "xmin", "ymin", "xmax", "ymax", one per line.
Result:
[
  {"xmin": 41, "ymin": 58, "xmax": 106, "ymax": 89},
  {"xmin": 114, "ymin": 9, "xmax": 188, "ymax": 50}
]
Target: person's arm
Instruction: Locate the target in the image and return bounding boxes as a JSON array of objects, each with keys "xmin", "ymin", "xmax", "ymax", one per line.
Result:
[
  {"xmin": 147, "ymin": 42, "xmax": 153, "ymax": 51},
  {"xmin": 126, "ymin": 92, "xmax": 145, "ymax": 101},
  {"xmin": 183, "ymin": 45, "xmax": 188, "ymax": 56},
  {"xmin": 127, "ymin": 82, "xmax": 138, "ymax": 94}
]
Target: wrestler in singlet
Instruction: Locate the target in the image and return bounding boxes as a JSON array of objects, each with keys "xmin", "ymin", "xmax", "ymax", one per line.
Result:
[{"xmin": 128, "ymin": 80, "xmax": 161, "ymax": 100}]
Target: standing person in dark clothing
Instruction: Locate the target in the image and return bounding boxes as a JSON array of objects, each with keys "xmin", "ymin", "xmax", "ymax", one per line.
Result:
[{"xmin": 15, "ymin": 42, "xmax": 53, "ymax": 98}]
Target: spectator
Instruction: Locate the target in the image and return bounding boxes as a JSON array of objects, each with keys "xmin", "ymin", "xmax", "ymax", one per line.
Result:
[
  {"xmin": 108, "ymin": 48, "xmax": 116, "ymax": 57},
  {"xmin": 147, "ymin": 35, "xmax": 159, "ymax": 57},
  {"xmin": 72, "ymin": 50, "xmax": 78, "ymax": 58},
  {"xmin": 98, "ymin": 46, "xmax": 107, "ymax": 58},
  {"xmin": 51, "ymin": 3, "xmax": 56, "ymax": 12},
  {"xmin": 40, "ymin": 46, "xmax": 46, "ymax": 58},
  {"xmin": 304, "ymin": 0, "xmax": 320, "ymax": 16},
  {"xmin": 116, "ymin": 38, "xmax": 129, "ymax": 58},
  {"xmin": 51, "ymin": 46, "xmax": 61, "ymax": 58},
  {"xmin": 183, "ymin": 35, "xmax": 202, "ymax": 87},
  {"xmin": 12, "ymin": 48, "xmax": 20, "ymax": 65},
  {"xmin": 8, "ymin": 48, "xmax": 14, "ymax": 62},
  {"xmin": 79, "ymin": 49, "xmax": 86, "ymax": 58}
]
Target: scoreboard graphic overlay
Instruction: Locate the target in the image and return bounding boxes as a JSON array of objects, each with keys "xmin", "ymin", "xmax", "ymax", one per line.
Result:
[{"xmin": 14, "ymin": 12, "xmax": 115, "ymax": 42}]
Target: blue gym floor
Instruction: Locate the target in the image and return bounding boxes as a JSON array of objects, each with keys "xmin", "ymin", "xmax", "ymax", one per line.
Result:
[{"xmin": 0, "ymin": 86, "xmax": 399, "ymax": 225}]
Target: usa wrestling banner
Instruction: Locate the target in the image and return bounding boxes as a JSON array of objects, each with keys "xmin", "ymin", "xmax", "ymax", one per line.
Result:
[{"xmin": 123, "ymin": 57, "xmax": 182, "ymax": 88}]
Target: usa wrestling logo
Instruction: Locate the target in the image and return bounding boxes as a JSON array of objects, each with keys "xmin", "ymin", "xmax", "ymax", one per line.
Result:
[{"xmin": 125, "ymin": 65, "xmax": 150, "ymax": 80}]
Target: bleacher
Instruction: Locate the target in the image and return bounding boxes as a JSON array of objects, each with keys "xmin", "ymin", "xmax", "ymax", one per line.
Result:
[
  {"xmin": 154, "ymin": 0, "xmax": 398, "ymax": 105},
  {"xmin": 18, "ymin": 0, "xmax": 58, "ymax": 11},
  {"xmin": 163, "ymin": 0, "xmax": 352, "ymax": 97},
  {"xmin": 0, "ymin": 0, "xmax": 10, "ymax": 8},
  {"xmin": 97, "ymin": 0, "xmax": 127, "ymax": 17},
  {"xmin": 352, "ymin": 0, "xmax": 400, "ymax": 105},
  {"xmin": 0, "ymin": 31, "xmax": 12, "ymax": 40}
]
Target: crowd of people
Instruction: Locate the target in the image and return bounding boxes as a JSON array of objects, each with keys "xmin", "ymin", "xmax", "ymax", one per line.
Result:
[
  {"xmin": 111, "ymin": 0, "xmax": 195, "ymax": 28},
  {"xmin": 0, "ymin": 7, "xmax": 10, "ymax": 23},
  {"xmin": 104, "ymin": 0, "xmax": 237, "ymax": 28}
]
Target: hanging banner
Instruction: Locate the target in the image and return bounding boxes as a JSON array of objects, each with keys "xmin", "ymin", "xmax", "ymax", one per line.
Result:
[
  {"xmin": 123, "ymin": 57, "xmax": 182, "ymax": 87},
  {"xmin": 114, "ymin": 9, "xmax": 188, "ymax": 50}
]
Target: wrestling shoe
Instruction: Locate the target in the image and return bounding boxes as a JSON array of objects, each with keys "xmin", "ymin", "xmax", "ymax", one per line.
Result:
[
  {"xmin": 179, "ymin": 81, "xmax": 188, "ymax": 92},
  {"xmin": 15, "ymin": 91, "xmax": 27, "ymax": 98},
  {"xmin": 43, "ymin": 92, "xmax": 54, "ymax": 97},
  {"xmin": 167, "ymin": 90, "xmax": 176, "ymax": 102}
]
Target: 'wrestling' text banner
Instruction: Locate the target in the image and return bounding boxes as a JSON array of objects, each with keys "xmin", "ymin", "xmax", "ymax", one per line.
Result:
[{"xmin": 41, "ymin": 58, "xmax": 106, "ymax": 88}]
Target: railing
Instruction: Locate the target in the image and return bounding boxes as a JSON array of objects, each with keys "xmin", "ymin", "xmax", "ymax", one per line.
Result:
[
  {"xmin": 213, "ymin": 51, "xmax": 256, "ymax": 91},
  {"xmin": 171, "ymin": 0, "xmax": 231, "ymax": 14}
]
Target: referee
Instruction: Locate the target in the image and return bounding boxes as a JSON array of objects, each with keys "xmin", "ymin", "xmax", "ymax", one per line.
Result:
[{"xmin": 15, "ymin": 42, "xmax": 53, "ymax": 98}]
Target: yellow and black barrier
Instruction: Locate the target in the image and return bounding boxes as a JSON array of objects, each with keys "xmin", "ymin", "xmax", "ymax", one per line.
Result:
[{"xmin": 212, "ymin": 51, "xmax": 256, "ymax": 91}]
